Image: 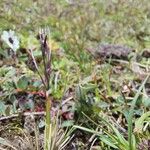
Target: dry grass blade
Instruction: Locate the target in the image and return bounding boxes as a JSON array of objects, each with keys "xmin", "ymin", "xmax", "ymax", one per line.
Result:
[{"xmin": 0, "ymin": 137, "xmax": 18, "ymax": 150}]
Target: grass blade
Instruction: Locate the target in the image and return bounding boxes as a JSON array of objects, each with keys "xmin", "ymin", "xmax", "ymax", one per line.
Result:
[{"xmin": 127, "ymin": 75, "xmax": 149, "ymax": 150}]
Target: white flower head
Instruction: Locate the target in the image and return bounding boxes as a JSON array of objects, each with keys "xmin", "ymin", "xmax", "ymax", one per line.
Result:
[{"xmin": 1, "ymin": 30, "xmax": 20, "ymax": 52}]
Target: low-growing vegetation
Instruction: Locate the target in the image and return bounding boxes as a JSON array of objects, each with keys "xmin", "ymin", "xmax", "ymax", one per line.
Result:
[{"xmin": 0, "ymin": 0, "xmax": 149, "ymax": 150}]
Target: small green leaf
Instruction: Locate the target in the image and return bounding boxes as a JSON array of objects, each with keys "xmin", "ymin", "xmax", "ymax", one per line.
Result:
[
  {"xmin": 61, "ymin": 120, "xmax": 74, "ymax": 127},
  {"xmin": 17, "ymin": 76, "xmax": 28, "ymax": 90},
  {"xmin": 5, "ymin": 106, "xmax": 11, "ymax": 116},
  {"xmin": 0, "ymin": 101, "xmax": 6, "ymax": 116},
  {"xmin": 143, "ymin": 97, "xmax": 150, "ymax": 107}
]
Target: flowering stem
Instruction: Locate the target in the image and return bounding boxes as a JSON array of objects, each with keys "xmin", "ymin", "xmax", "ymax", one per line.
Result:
[{"xmin": 45, "ymin": 91, "xmax": 51, "ymax": 150}]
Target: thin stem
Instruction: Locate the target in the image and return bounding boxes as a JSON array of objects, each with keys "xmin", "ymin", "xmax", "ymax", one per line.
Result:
[
  {"xmin": 27, "ymin": 49, "xmax": 47, "ymax": 89},
  {"xmin": 45, "ymin": 91, "xmax": 51, "ymax": 150}
]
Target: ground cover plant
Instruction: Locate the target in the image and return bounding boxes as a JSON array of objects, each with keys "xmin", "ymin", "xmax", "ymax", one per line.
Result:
[{"xmin": 0, "ymin": 0, "xmax": 150, "ymax": 149}]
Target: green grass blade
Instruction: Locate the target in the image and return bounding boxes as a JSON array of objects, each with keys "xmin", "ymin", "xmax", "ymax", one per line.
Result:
[
  {"xmin": 100, "ymin": 136, "xmax": 118, "ymax": 149},
  {"xmin": 127, "ymin": 75, "xmax": 149, "ymax": 150},
  {"xmin": 134, "ymin": 111, "xmax": 150, "ymax": 133},
  {"xmin": 82, "ymin": 112, "xmax": 129, "ymax": 148}
]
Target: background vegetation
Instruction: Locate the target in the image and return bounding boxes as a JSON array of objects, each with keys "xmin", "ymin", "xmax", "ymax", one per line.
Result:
[{"xmin": 0, "ymin": 0, "xmax": 149, "ymax": 149}]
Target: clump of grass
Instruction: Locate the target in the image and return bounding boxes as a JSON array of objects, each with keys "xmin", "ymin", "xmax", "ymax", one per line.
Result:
[
  {"xmin": 74, "ymin": 75, "xmax": 149, "ymax": 149},
  {"xmin": 27, "ymin": 27, "xmax": 52, "ymax": 149},
  {"xmin": 27, "ymin": 28, "xmax": 75, "ymax": 150}
]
